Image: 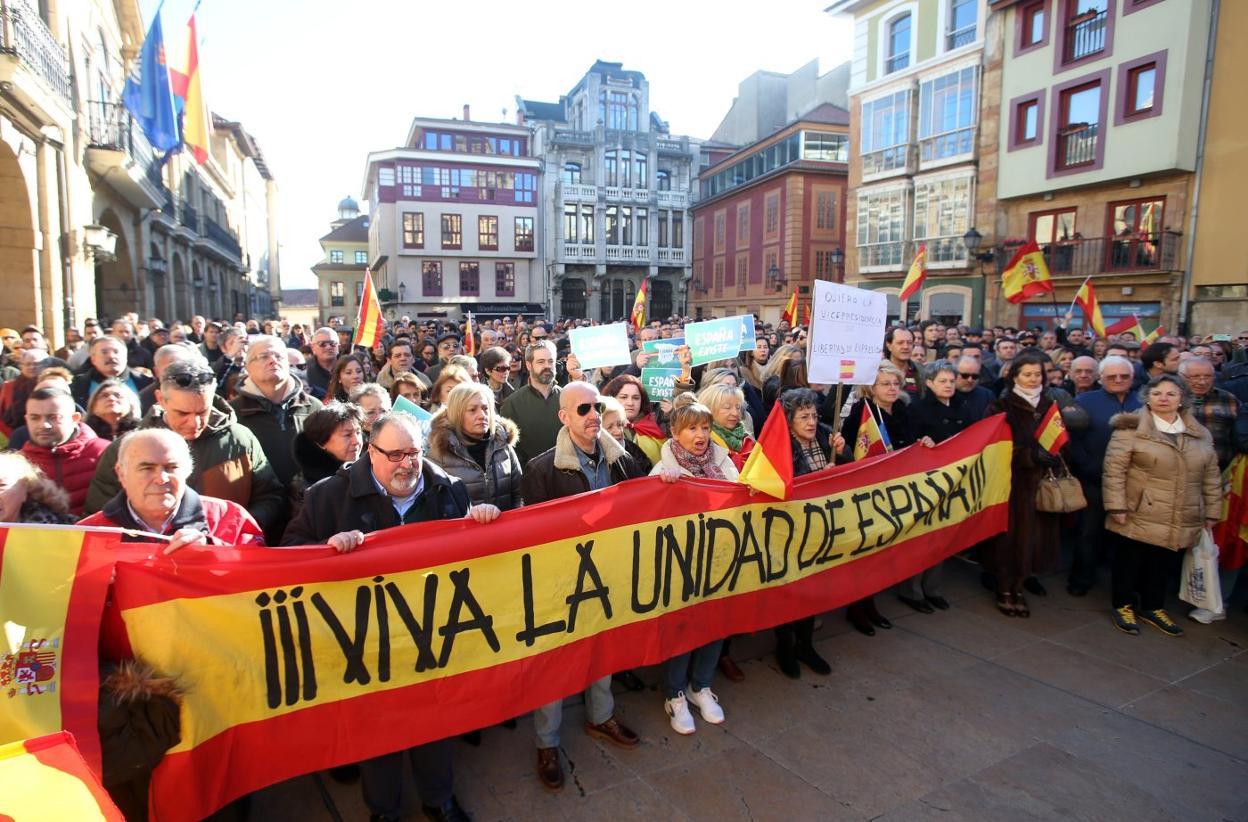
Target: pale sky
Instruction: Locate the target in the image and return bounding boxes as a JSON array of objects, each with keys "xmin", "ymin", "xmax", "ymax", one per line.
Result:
[{"xmin": 141, "ymin": 0, "xmax": 854, "ymax": 290}]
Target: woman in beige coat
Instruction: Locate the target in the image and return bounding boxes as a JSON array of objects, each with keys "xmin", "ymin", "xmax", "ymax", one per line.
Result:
[{"xmin": 1103, "ymin": 374, "xmax": 1221, "ymax": 637}]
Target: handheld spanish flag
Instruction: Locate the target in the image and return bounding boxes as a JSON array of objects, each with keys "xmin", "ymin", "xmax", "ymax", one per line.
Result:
[
  {"xmin": 1144, "ymin": 324, "xmax": 1165, "ymax": 345},
  {"xmin": 0, "ymin": 732, "xmax": 124, "ymax": 820},
  {"xmin": 852, "ymin": 403, "xmax": 892, "ymax": 461},
  {"xmin": 899, "ymin": 243, "xmax": 927, "ymax": 302},
  {"xmin": 1104, "ymin": 314, "xmax": 1146, "ymax": 341},
  {"xmin": 353, "ymin": 269, "xmax": 383, "ymax": 349},
  {"xmin": 630, "ymin": 278, "xmax": 648, "ymax": 330},
  {"xmin": 463, "ymin": 312, "xmax": 475, "ymax": 357},
  {"xmin": 1073, "ymin": 277, "xmax": 1106, "ymax": 337},
  {"xmin": 1001, "ymin": 241, "xmax": 1053, "ymax": 304},
  {"xmin": 737, "ymin": 400, "xmax": 794, "ymax": 499},
  {"xmin": 1035, "ymin": 402, "xmax": 1069, "ymax": 455},
  {"xmin": 780, "ymin": 290, "xmax": 798, "ymax": 326},
  {"xmin": 168, "ymin": 11, "xmax": 209, "ymax": 164},
  {"xmin": 802, "ymin": 299, "xmax": 811, "ymax": 328}
]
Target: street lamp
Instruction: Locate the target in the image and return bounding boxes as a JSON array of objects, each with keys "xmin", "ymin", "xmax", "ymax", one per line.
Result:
[
  {"xmin": 830, "ymin": 247, "xmax": 845, "ymax": 280},
  {"xmin": 399, "ymin": 281, "xmax": 407, "ymax": 302},
  {"xmin": 963, "ymin": 227, "xmax": 994, "ymax": 263},
  {"xmin": 767, "ymin": 264, "xmax": 787, "ymax": 292}
]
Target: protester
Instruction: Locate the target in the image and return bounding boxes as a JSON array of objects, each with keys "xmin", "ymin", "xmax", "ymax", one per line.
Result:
[
  {"xmin": 388, "ymin": 372, "xmax": 426, "ymax": 407},
  {"xmin": 599, "ymin": 394, "xmax": 653, "ymax": 474},
  {"xmin": 882, "ymin": 327, "xmax": 920, "ymax": 395},
  {"xmin": 230, "ymin": 336, "xmax": 323, "ymax": 489},
  {"xmin": 479, "ymin": 346, "xmax": 515, "ymax": 405},
  {"xmin": 19, "ymin": 385, "xmax": 109, "ymax": 515},
  {"xmin": 953, "ymin": 355, "xmax": 993, "ymax": 421},
  {"xmin": 289, "ymin": 403, "xmax": 364, "ymax": 517},
  {"xmin": 699, "ymin": 382, "xmax": 755, "ymax": 471},
  {"xmin": 326, "ymin": 355, "xmax": 366, "ymax": 404},
  {"xmin": 282, "ymin": 412, "xmax": 495, "ymax": 822},
  {"xmin": 305, "ymin": 327, "xmax": 341, "ymax": 400},
  {"xmin": 84, "ymin": 379, "xmax": 143, "ymax": 441},
  {"xmin": 376, "ymin": 339, "xmax": 430, "ymax": 391},
  {"xmin": 601, "ymin": 373, "xmax": 666, "ymax": 466},
  {"xmin": 427, "ymin": 382, "xmax": 522, "ymax": 510},
  {"xmin": 501, "ymin": 341, "xmax": 563, "ymax": 468},
  {"xmin": 0, "ymin": 450, "xmax": 75, "ymax": 524},
  {"xmin": 1104, "ymin": 374, "xmax": 1221, "ymax": 637},
  {"xmin": 1180, "ymin": 358, "xmax": 1241, "ymax": 470},
  {"xmin": 424, "ymin": 333, "xmax": 463, "ymax": 383},
  {"xmin": 349, "ymin": 383, "xmax": 391, "ymax": 437},
  {"xmin": 519, "ymin": 381, "xmax": 643, "ymax": 791}
]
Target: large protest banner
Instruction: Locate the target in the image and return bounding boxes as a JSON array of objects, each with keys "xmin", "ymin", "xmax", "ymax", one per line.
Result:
[{"xmin": 104, "ymin": 416, "xmax": 1011, "ymax": 821}]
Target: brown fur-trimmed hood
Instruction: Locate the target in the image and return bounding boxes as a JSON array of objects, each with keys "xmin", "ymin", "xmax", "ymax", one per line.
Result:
[
  {"xmin": 427, "ymin": 410, "xmax": 519, "ymax": 460},
  {"xmin": 102, "ymin": 659, "xmax": 184, "ymax": 705}
]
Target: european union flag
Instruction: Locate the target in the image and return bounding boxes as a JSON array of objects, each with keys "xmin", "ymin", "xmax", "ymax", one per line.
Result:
[{"xmin": 122, "ymin": 10, "xmax": 180, "ymax": 153}]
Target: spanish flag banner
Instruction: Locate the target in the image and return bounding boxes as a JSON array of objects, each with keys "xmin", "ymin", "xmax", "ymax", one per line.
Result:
[
  {"xmin": 852, "ymin": 403, "xmax": 892, "ymax": 462},
  {"xmin": 167, "ymin": 12, "xmax": 209, "ymax": 164},
  {"xmin": 780, "ymin": 289, "xmax": 798, "ymax": 326},
  {"xmin": 631, "ymin": 278, "xmax": 648, "ymax": 331},
  {"xmin": 111, "ymin": 417, "xmax": 1012, "ymax": 820},
  {"xmin": 1104, "ymin": 314, "xmax": 1146, "ymax": 341},
  {"xmin": 463, "ymin": 312, "xmax": 475, "ymax": 357},
  {"xmin": 0, "ymin": 732, "xmax": 123, "ymax": 821},
  {"xmin": 1035, "ymin": 403, "xmax": 1069, "ymax": 455},
  {"xmin": 737, "ymin": 400, "xmax": 794, "ymax": 499},
  {"xmin": 1214, "ymin": 454, "xmax": 1248, "ymax": 571},
  {"xmin": 1073, "ymin": 277, "xmax": 1106, "ymax": 338},
  {"xmin": 898, "ymin": 244, "xmax": 927, "ymax": 302},
  {"xmin": 1001, "ymin": 241, "xmax": 1053, "ymax": 304},
  {"xmin": 1144, "ymin": 325, "xmax": 1165, "ymax": 345},
  {"xmin": 0, "ymin": 527, "xmax": 116, "ymax": 772},
  {"xmin": 353, "ymin": 269, "xmax": 383, "ymax": 349}
]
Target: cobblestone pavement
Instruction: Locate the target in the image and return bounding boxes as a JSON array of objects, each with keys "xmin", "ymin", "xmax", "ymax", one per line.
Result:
[{"xmin": 250, "ymin": 560, "xmax": 1248, "ymax": 821}]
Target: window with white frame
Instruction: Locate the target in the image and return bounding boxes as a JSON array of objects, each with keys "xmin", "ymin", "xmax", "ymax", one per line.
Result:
[
  {"xmin": 886, "ymin": 13, "xmax": 912, "ymax": 74},
  {"xmin": 913, "ymin": 175, "xmax": 973, "ymax": 264},
  {"xmin": 948, "ymin": 0, "xmax": 977, "ymax": 49},
  {"xmin": 861, "ymin": 90, "xmax": 913, "ymax": 175},
  {"xmin": 856, "ymin": 187, "xmax": 910, "ymax": 268},
  {"xmin": 918, "ymin": 67, "xmax": 978, "ymax": 163}
]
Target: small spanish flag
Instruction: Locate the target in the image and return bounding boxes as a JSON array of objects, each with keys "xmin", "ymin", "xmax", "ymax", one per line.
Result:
[
  {"xmin": 463, "ymin": 312, "xmax": 475, "ymax": 357},
  {"xmin": 899, "ymin": 244, "xmax": 927, "ymax": 301},
  {"xmin": 1035, "ymin": 403, "xmax": 1069, "ymax": 455},
  {"xmin": 353, "ymin": 269, "xmax": 383, "ymax": 349},
  {"xmin": 1105, "ymin": 314, "xmax": 1146, "ymax": 341},
  {"xmin": 1073, "ymin": 277, "xmax": 1106, "ymax": 337},
  {"xmin": 852, "ymin": 403, "xmax": 891, "ymax": 461},
  {"xmin": 738, "ymin": 400, "xmax": 794, "ymax": 499},
  {"xmin": 1001, "ymin": 241, "xmax": 1053, "ymax": 304},
  {"xmin": 1144, "ymin": 325, "xmax": 1165, "ymax": 345},
  {"xmin": 839, "ymin": 359, "xmax": 856, "ymax": 381},
  {"xmin": 780, "ymin": 289, "xmax": 798, "ymax": 326},
  {"xmin": 631, "ymin": 278, "xmax": 648, "ymax": 331},
  {"xmin": 0, "ymin": 732, "xmax": 124, "ymax": 820},
  {"xmin": 802, "ymin": 299, "xmax": 811, "ymax": 327}
]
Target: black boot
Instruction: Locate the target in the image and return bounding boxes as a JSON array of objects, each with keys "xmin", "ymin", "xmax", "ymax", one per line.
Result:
[
  {"xmin": 793, "ymin": 618, "xmax": 831, "ymax": 675},
  {"xmin": 847, "ymin": 602, "xmax": 875, "ymax": 636},
  {"xmin": 774, "ymin": 625, "xmax": 800, "ymax": 679}
]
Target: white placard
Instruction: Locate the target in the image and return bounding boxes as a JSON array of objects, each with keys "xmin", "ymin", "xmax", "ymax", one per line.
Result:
[
  {"xmin": 568, "ymin": 323, "xmax": 633, "ymax": 370},
  {"xmin": 806, "ymin": 280, "xmax": 888, "ymax": 385}
]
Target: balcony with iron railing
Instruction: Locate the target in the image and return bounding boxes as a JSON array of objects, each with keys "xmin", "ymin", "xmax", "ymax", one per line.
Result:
[
  {"xmin": 87, "ymin": 101, "xmax": 158, "ymax": 168},
  {"xmin": 1062, "ymin": 9, "xmax": 1108, "ymax": 64},
  {"xmin": 551, "ymin": 129, "xmax": 594, "ymax": 146},
  {"xmin": 1034, "ymin": 231, "xmax": 1180, "ymax": 280},
  {"xmin": 862, "ymin": 144, "xmax": 916, "ymax": 178},
  {"xmin": 0, "ymin": 0, "xmax": 70, "ymax": 101},
  {"xmin": 919, "ymin": 126, "xmax": 976, "ymax": 166},
  {"xmin": 179, "ymin": 201, "xmax": 198, "ymax": 231},
  {"xmin": 885, "ymin": 52, "xmax": 909, "ymax": 75},
  {"xmin": 1058, "ymin": 123, "xmax": 1099, "ymax": 170},
  {"xmin": 858, "ymin": 241, "xmax": 910, "ymax": 272},
  {"xmin": 947, "ymin": 24, "xmax": 976, "ymax": 50},
  {"xmin": 204, "ymin": 218, "xmax": 243, "ymax": 259}
]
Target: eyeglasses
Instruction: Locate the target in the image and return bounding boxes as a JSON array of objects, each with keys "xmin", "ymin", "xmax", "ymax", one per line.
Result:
[
  {"xmin": 369, "ymin": 443, "xmax": 422, "ymax": 463},
  {"xmin": 1103, "ymin": 373, "xmax": 1133, "ymax": 381},
  {"xmin": 576, "ymin": 401, "xmax": 605, "ymax": 417},
  {"xmin": 164, "ymin": 371, "xmax": 215, "ymax": 389},
  {"xmin": 315, "ymin": 340, "xmax": 339, "ymax": 349},
  {"xmin": 957, "ymin": 372, "xmax": 980, "ymax": 380},
  {"xmin": 247, "ymin": 350, "xmax": 285, "ymax": 364}
]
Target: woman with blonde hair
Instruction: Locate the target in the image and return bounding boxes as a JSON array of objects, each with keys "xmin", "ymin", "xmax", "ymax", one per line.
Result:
[
  {"xmin": 651, "ymin": 393, "xmax": 737, "ymax": 734},
  {"xmin": 85, "ymin": 379, "xmax": 143, "ymax": 441},
  {"xmin": 0, "ymin": 451, "xmax": 74, "ymax": 524},
  {"xmin": 427, "ymin": 382, "xmax": 522, "ymax": 510},
  {"xmin": 698, "ymin": 382, "xmax": 755, "ymax": 470}
]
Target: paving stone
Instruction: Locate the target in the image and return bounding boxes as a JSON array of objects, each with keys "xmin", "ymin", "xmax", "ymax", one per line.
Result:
[
  {"xmin": 1120, "ymin": 683, "xmax": 1248, "ymax": 760},
  {"xmin": 992, "ymin": 638, "xmax": 1170, "ymax": 709}
]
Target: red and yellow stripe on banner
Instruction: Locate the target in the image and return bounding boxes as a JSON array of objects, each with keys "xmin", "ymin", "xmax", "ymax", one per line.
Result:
[
  {"xmin": 0, "ymin": 527, "xmax": 115, "ymax": 773},
  {"xmin": 0, "ymin": 732, "xmax": 123, "ymax": 820},
  {"xmin": 112, "ymin": 416, "xmax": 1013, "ymax": 821}
]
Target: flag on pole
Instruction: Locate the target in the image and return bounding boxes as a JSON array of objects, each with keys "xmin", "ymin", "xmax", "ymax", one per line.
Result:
[
  {"xmin": 168, "ymin": 12, "xmax": 209, "ymax": 164},
  {"xmin": 899, "ymin": 243, "xmax": 927, "ymax": 301},
  {"xmin": 121, "ymin": 10, "xmax": 181, "ymax": 152},
  {"xmin": 630, "ymin": 278, "xmax": 648, "ymax": 331},
  {"xmin": 1001, "ymin": 241, "xmax": 1053, "ymax": 303},
  {"xmin": 353, "ymin": 270, "xmax": 383, "ymax": 349},
  {"xmin": 1104, "ymin": 314, "xmax": 1146, "ymax": 341},
  {"xmin": 737, "ymin": 401, "xmax": 795, "ymax": 499},
  {"xmin": 802, "ymin": 299, "xmax": 811, "ymax": 327},
  {"xmin": 1035, "ymin": 403, "xmax": 1069, "ymax": 455},
  {"xmin": 852, "ymin": 403, "xmax": 892, "ymax": 461},
  {"xmin": 0, "ymin": 732, "xmax": 124, "ymax": 821},
  {"xmin": 1073, "ymin": 277, "xmax": 1106, "ymax": 337},
  {"xmin": 780, "ymin": 290, "xmax": 798, "ymax": 326},
  {"xmin": 1144, "ymin": 325, "xmax": 1165, "ymax": 345},
  {"xmin": 463, "ymin": 313, "xmax": 475, "ymax": 357}
]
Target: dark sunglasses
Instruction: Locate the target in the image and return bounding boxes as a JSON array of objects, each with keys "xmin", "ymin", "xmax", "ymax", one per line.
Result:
[
  {"xmin": 576, "ymin": 401, "xmax": 605, "ymax": 417},
  {"xmin": 489, "ymin": 365, "xmax": 510, "ymax": 373},
  {"xmin": 165, "ymin": 371, "xmax": 215, "ymax": 389},
  {"xmin": 958, "ymin": 372, "xmax": 979, "ymax": 380}
]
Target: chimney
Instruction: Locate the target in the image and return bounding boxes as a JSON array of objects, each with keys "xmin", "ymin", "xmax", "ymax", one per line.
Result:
[
  {"xmin": 516, "ymin": 108, "xmax": 525, "ymax": 126},
  {"xmin": 463, "ymin": 104, "xmax": 470, "ymax": 122}
]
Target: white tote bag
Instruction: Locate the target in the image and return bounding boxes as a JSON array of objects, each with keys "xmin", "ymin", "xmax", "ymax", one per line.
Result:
[{"xmin": 1179, "ymin": 530, "xmax": 1223, "ymax": 613}]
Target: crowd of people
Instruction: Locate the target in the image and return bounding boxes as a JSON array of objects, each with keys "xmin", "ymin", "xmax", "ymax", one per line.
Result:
[{"xmin": 2, "ymin": 309, "xmax": 1245, "ymax": 821}]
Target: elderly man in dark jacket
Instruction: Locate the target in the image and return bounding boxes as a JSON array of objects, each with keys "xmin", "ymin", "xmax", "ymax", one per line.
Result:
[
  {"xmin": 1182, "ymin": 358, "xmax": 1242, "ymax": 470},
  {"xmin": 230, "ymin": 335, "xmax": 322, "ymax": 488},
  {"xmin": 282, "ymin": 411, "xmax": 497, "ymax": 822}
]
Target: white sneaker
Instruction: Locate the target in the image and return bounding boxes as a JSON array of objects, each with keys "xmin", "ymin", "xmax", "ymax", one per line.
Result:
[
  {"xmin": 1188, "ymin": 607, "xmax": 1226, "ymax": 624},
  {"xmin": 665, "ymin": 692, "xmax": 696, "ymax": 735},
  {"xmin": 686, "ymin": 687, "xmax": 725, "ymax": 725}
]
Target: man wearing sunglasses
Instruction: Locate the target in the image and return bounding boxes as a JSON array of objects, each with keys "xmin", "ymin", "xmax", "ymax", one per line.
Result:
[
  {"xmin": 519, "ymin": 381, "xmax": 648, "ymax": 792},
  {"xmin": 283, "ymin": 411, "xmax": 496, "ymax": 822},
  {"xmin": 952, "ymin": 355, "xmax": 993, "ymax": 422},
  {"xmin": 84, "ymin": 360, "xmax": 288, "ymax": 543},
  {"xmin": 305, "ymin": 327, "xmax": 341, "ymax": 401}
]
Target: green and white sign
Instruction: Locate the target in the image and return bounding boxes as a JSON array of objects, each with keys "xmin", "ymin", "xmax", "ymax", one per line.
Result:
[
  {"xmin": 685, "ymin": 315, "xmax": 755, "ymax": 366},
  {"xmin": 641, "ymin": 367, "xmax": 684, "ymax": 402},
  {"xmin": 569, "ymin": 323, "xmax": 633, "ymax": 370}
]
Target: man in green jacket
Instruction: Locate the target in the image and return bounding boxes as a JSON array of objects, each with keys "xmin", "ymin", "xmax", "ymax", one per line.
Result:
[{"xmin": 84, "ymin": 360, "xmax": 287, "ymax": 542}]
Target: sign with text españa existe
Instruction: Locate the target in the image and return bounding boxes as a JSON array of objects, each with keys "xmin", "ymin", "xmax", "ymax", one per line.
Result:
[
  {"xmin": 110, "ymin": 417, "xmax": 1012, "ymax": 820},
  {"xmin": 807, "ymin": 281, "xmax": 888, "ymax": 385}
]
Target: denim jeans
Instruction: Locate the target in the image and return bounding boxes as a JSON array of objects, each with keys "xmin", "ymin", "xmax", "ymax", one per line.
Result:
[
  {"xmin": 533, "ymin": 675, "xmax": 614, "ymax": 749},
  {"xmin": 663, "ymin": 639, "xmax": 723, "ymax": 699}
]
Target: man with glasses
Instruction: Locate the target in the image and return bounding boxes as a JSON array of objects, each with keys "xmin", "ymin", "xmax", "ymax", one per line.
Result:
[
  {"xmin": 85, "ymin": 360, "xmax": 287, "ymax": 542},
  {"xmin": 306, "ymin": 327, "xmax": 341, "ymax": 400},
  {"xmin": 500, "ymin": 340, "xmax": 563, "ymax": 467},
  {"xmin": 230, "ymin": 336, "xmax": 323, "ymax": 490},
  {"xmin": 70, "ymin": 336, "xmax": 153, "ymax": 409},
  {"xmin": 20, "ymin": 385, "xmax": 109, "ymax": 515},
  {"xmin": 424, "ymin": 333, "xmax": 463, "ymax": 383},
  {"xmin": 283, "ymin": 411, "xmax": 497, "ymax": 822},
  {"xmin": 952, "ymin": 355, "xmax": 993, "ymax": 421},
  {"xmin": 519, "ymin": 381, "xmax": 645, "ymax": 792},
  {"xmin": 1067, "ymin": 356, "xmax": 1143, "ymax": 596}
]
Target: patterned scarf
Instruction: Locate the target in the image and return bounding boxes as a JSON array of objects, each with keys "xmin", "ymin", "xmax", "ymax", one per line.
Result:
[{"xmin": 669, "ymin": 439, "xmax": 726, "ymax": 479}]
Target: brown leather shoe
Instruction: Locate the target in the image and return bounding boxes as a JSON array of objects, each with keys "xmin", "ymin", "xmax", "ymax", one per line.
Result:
[
  {"xmin": 718, "ymin": 655, "xmax": 745, "ymax": 683},
  {"xmin": 583, "ymin": 716, "xmax": 639, "ymax": 749},
  {"xmin": 536, "ymin": 747, "xmax": 563, "ymax": 792}
]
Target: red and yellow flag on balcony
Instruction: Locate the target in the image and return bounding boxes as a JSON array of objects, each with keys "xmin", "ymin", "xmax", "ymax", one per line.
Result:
[
  {"xmin": 630, "ymin": 278, "xmax": 648, "ymax": 330},
  {"xmin": 1001, "ymin": 241, "xmax": 1053, "ymax": 304},
  {"xmin": 0, "ymin": 732, "xmax": 124, "ymax": 821},
  {"xmin": 168, "ymin": 12, "xmax": 209, "ymax": 164},
  {"xmin": 353, "ymin": 269, "xmax": 383, "ymax": 349},
  {"xmin": 899, "ymin": 243, "xmax": 927, "ymax": 302},
  {"xmin": 1073, "ymin": 277, "xmax": 1106, "ymax": 337}
]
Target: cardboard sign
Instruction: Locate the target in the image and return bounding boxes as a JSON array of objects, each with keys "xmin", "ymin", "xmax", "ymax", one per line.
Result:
[
  {"xmin": 642, "ymin": 337, "xmax": 685, "ymax": 366},
  {"xmin": 569, "ymin": 323, "xmax": 632, "ymax": 370},
  {"xmin": 641, "ymin": 367, "xmax": 684, "ymax": 402},
  {"xmin": 685, "ymin": 315, "xmax": 752, "ymax": 367},
  {"xmin": 806, "ymin": 281, "xmax": 888, "ymax": 385}
]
